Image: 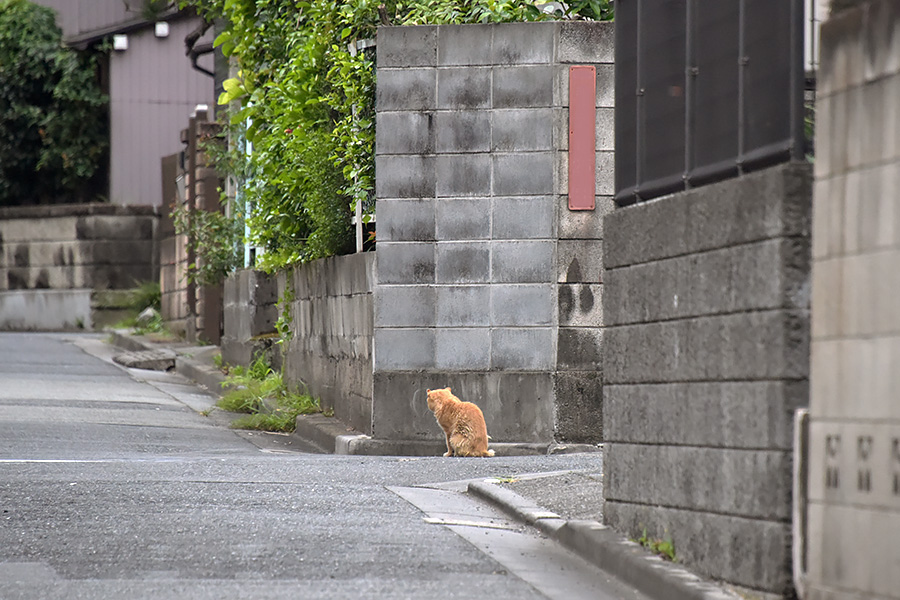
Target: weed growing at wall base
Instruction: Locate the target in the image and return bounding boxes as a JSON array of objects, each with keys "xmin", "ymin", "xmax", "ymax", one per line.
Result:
[
  {"xmin": 217, "ymin": 354, "xmax": 320, "ymax": 432},
  {"xmin": 635, "ymin": 527, "xmax": 677, "ymax": 562}
]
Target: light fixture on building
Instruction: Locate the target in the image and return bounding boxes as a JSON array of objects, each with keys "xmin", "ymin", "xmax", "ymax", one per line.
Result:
[
  {"xmin": 175, "ymin": 173, "xmax": 185, "ymax": 203},
  {"xmin": 155, "ymin": 21, "xmax": 169, "ymax": 38},
  {"xmin": 112, "ymin": 34, "xmax": 128, "ymax": 51}
]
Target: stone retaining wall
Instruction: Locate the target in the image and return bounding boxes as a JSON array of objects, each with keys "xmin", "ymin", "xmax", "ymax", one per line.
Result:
[
  {"xmin": 601, "ymin": 163, "xmax": 812, "ymax": 595},
  {"xmin": 0, "ymin": 203, "xmax": 158, "ymax": 330}
]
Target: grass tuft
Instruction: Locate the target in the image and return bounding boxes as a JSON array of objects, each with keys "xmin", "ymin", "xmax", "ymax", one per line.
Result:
[{"xmin": 216, "ymin": 354, "xmax": 319, "ymax": 432}]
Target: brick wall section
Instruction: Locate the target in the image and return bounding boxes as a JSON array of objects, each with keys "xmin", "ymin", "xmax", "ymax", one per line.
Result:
[
  {"xmin": 373, "ymin": 22, "xmax": 612, "ymax": 444},
  {"xmin": 602, "ymin": 163, "xmax": 812, "ymax": 595},
  {"xmin": 282, "ymin": 253, "xmax": 375, "ymax": 434},
  {"xmin": 159, "ymin": 154, "xmax": 190, "ymax": 335},
  {"xmin": 806, "ymin": 2, "xmax": 900, "ymax": 598},
  {"xmin": 0, "ymin": 203, "xmax": 158, "ymax": 292}
]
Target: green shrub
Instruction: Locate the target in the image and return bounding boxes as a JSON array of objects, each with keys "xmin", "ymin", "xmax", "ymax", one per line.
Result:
[
  {"xmin": 217, "ymin": 353, "xmax": 320, "ymax": 432},
  {"xmin": 178, "ymin": 0, "xmax": 612, "ymax": 271},
  {"xmin": 0, "ymin": 0, "xmax": 108, "ymax": 205}
]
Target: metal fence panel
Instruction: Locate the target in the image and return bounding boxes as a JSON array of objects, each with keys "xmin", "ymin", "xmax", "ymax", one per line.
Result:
[{"xmin": 615, "ymin": 0, "xmax": 805, "ymax": 206}]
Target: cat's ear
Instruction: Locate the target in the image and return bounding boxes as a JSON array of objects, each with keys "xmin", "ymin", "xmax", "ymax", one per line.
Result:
[
  {"xmin": 426, "ymin": 389, "xmax": 431, "ymax": 393},
  {"xmin": 447, "ymin": 387, "xmax": 452, "ymax": 392}
]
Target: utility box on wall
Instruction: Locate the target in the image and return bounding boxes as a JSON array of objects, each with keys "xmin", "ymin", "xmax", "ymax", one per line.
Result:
[{"xmin": 372, "ymin": 21, "xmax": 613, "ymax": 446}]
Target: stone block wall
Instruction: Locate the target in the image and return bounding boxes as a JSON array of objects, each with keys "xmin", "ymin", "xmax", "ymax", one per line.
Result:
[
  {"xmin": 0, "ymin": 204, "xmax": 157, "ymax": 291},
  {"xmin": 806, "ymin": 2, "xmax": 900, "ymax": 598},
  {"xmin": 0, "ymin": 203, "xmax": 158, "ymax": 330},
  {"xmin": 373, "ymin": 21, "xmax": 612, "ymax": 444},
  {"xmin": 282, "ymin": 253, "xmax": 375, "ymax": 434},
  {"xmin": 221, "ymin": 269, "xmax": 278, "ymax": 367},
  {"xmin": 602, "ymin": 163, "xmax": 812, "ymax": 595}
]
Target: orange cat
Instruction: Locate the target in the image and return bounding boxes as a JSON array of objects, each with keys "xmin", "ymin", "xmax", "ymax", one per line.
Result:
[{"xmin": 426, "ymin": 387, "xmax": 494, "ymax": 457}]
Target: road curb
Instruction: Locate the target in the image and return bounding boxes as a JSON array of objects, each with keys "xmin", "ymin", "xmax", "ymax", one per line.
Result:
[
  {"xmin": 175, "ymin": 352, "xmax": 227, "ymax": 394},
  {"xmin": 468, "ymin": 480, "xmax": 741, "ymax": 600},
  {"xmin": 106, "ymin": 332, "xmax": 604, "ymax": 459},
  {"xmin": 107, "ymin": 330, "xmax": 228, "ymax": 395},
  {"xmin": 290, "ymin": 415, "xmax": 605, "ymax": 457}
]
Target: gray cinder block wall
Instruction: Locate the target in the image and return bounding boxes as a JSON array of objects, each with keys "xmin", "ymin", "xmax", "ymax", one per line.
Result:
[
  {"xmin": 806, "ymin": 2, "xmax": 900, "ymax": 598},
  {"xmin": 602, "ymin": 163, "xmax": 812, "ymax": 596},
  {"xmin": 373, "ymin": 21, "xmax": 612, "ymax": 444},
  {"xmin": 282, "ymin": 253, "xmax": 375, "ymax": 434},
  {"xmin": 0, "ymin": 203, "xmax": 158, "ymax": 330},
  {"xmin": 221, "ymin": 269, "xmax": 278, "ymax": 367}
]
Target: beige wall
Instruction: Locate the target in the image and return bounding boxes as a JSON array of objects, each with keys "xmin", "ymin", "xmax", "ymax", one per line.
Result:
[{"xmin": 807, "ymin": 1, "xmax": 900, "ymax": 598}]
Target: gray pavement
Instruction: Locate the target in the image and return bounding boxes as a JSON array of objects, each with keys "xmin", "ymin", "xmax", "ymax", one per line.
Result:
[
  {"xmin": 106, "ymin": 330, "xmax": 743, "ymax": 600},
  {"xmin": 0, "ymin": 332, "xmax": 653, "ymax": 600}
]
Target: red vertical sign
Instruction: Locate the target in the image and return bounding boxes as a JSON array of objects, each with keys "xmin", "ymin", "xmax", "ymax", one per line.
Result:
[{"xmin": 568, "ymin": 65, "xmax": 596, "ymax": 211}]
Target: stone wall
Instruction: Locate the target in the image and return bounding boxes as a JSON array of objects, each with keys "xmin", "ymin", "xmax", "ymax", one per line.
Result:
[
  {"xmin": 282, "ymin": 253, "xmax": 375, "ymax": 434},
  {"xmin": 602, "ymin": 163, "xmax": 812, "ymax": 595},
  {"xmin": 221, "ymin": 270, "xmax": 278, "ymax": 367},
  {"xmin": 373, "ymin": 21, "xmax": 612, "ymax": 445},
  {"xmin": 806, "ymin": 1, "xmax": 900, "ymax": 598},
  {"xmin": 0, "ymin": 203, "xmax": 158, "ymax": 330}
]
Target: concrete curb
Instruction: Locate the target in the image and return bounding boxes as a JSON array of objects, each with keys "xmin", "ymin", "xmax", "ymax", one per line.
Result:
[
  {"xmin": 106, "ymin": 332, "xmax": 604, "ymax": 458},
  {"xmin": 175, "ymin": 352, "xmax": 227, "ymax": 394},
  {"xmin": 468, "ymin": 480, "xmax": 741, "ymax": 600},
  {"xmin": 290, "ymin": 414, "xmax": 605, "ymax": 456},
  {"xmin": 107, "ymin": 330, "xmax": 228, "ymax": 394}
]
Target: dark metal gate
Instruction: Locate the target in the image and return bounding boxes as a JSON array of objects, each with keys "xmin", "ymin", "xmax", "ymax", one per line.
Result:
[{"xmin": 614, "ymin": 0, "xmax": 807, "ymax": 206}]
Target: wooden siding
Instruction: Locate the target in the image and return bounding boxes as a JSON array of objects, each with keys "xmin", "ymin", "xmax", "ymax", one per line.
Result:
[
  {"xmin": 109, "ymin": 18, "xmax": 215, "ymax": 206},
  {"xmin": 34, "ymin": 0, "xmax": 136, "ymax": 39}
]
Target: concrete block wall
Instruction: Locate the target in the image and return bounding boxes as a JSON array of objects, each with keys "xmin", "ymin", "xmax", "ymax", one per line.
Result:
[
  {"xmin": 806, "ymin": 2, "xmax": 900, "ymax": 598},
  {"xmin": 602, "ymin": 163, "xmax": 812, "ymax": 595},
  {"xmin": 374, "ymin": 21, "xmax": 612, "ymax": 444},
  {"xmin": 0, "ymin": 204, "xmax": 158, "ymax": 330},
  {"xmin": 221, "ymin": 269, "xmax": 278, "ymax": 367},
  {"xmin": 282, "ymin": 253, "xmax": 375, "ymax": 434},
  {"xmin": 0, "ymin": 204, "xmax": 157, "ymax": 292}
]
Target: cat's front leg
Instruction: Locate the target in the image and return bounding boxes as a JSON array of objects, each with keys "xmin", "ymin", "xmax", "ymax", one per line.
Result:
[{"xmin": 443, "ymin": 433, "xmax": 454, "ymax": 457}]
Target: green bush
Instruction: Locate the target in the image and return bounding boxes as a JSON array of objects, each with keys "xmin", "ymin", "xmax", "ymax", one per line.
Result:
[
  {"xmin": 0, "ymin": 0, "xmax": 108, "ymax": 205},
  {"xmin": 179, "ymin": 0, "xmax": 612, "ymax": 271}
]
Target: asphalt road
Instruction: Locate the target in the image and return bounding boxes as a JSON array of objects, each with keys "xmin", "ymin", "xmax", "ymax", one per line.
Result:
[{"xmin": 0, "ymin": 333, "xmax": 645, "ymax": 600}]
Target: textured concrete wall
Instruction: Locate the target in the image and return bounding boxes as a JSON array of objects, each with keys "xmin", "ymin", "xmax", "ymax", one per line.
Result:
[
  {"xmin": 806, "ymin": 2, "xmax": 900, "ymax": 598},
  {"xmin": 283, "ymin": 253, "xmax": 375, "ymax": 435},
  {"xmin": 0, "ymin": 289, "xmax": 93, "ymax": 331},
  {"xmin": 373, "ymin": 21, "xmax": 612, "ymax": 444},
  {"xmin": 221, "ymin": 270, "xmax": 278, "ymax": 367},
  {"xmin": 0, "ymin": 204, "xmax": 158, "ymax": 331},
  {"xmin": 0, "ymin": 204, "xmax": 157, "ymax": 292},
  {"xmin": 602, "ymin": 163, "xmax": 812, "ymax": 595}
]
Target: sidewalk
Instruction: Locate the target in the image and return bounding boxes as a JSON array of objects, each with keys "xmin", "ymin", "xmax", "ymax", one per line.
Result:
[{"xmin": 107, "ymin": 331, "xmax": 743, "ymax": 600}]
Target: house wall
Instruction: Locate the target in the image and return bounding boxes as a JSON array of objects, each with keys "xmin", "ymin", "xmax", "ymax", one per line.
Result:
[
  {"xmin": 372, "ymin": 21, "xmax": 612, "ymax": 445},
  {"xmin": 806, "ymin": 2, "xmax": 900, "ymax": 598},
  {"xmin": 36, "ymin": 0, "xmax": 135, "ymax": 39},
  {"xmin": 601, "ymin": 163, "xmax": 812, "ymax": 595},
  {"xmin": 33, "ymin": 2, "xmax": 215, "ymax": 208},
  {"xmin": 109, "ymin": 17, "xmax": 215, "ymax": 207}
]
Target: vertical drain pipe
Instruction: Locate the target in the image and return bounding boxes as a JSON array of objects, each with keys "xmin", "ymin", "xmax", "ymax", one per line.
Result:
[{"xmin": 792, "ymin": 408, "xmax": 809, "ymax": 599}]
